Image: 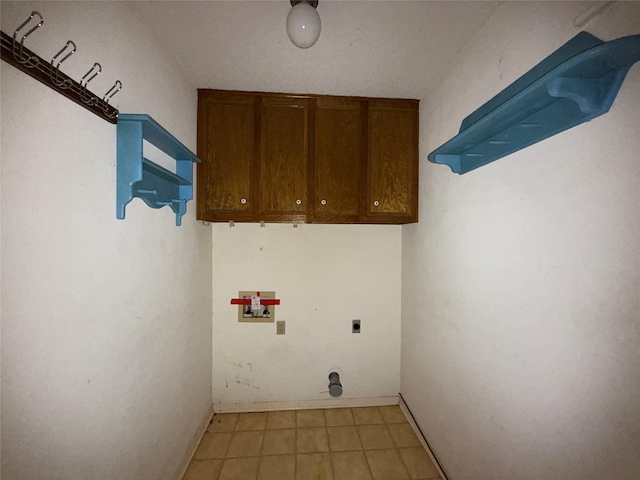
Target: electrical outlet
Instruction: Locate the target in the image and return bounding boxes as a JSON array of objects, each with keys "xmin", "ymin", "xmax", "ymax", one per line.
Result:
[
  {"xmin": 277, "ymin": 321, "xmax": 286, "ymax": 335},
  {"xmin": 352, "ymin": 319, "xmax": 361, "ymax": 333}
]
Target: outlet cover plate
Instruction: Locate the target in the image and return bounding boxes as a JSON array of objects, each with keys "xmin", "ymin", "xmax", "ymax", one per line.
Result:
[{"xmin": 352, "ymin": 319, "xmax": 361, "ymax": 333}]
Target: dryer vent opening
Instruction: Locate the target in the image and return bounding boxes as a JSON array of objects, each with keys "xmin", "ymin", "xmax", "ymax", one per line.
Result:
[{"xmin": 328, "ymin": 371, "xmax": 342, "ymax": 398}]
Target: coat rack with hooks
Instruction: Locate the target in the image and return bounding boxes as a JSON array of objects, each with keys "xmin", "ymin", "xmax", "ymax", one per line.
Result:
[{"xmin": 0, "ymin": 11, "xmax": 122, "ymax": 123}]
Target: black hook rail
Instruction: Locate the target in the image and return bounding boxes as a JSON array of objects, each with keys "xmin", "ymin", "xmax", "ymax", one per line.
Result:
[{"xmin": 1, "ymin": 29, "xmax": 120, "ymax": 124}]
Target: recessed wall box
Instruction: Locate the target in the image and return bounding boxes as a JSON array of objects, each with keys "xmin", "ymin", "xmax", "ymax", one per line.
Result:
[{"xmin": 232, "ymin": 291, "xmax": 278, "ymax": 323}]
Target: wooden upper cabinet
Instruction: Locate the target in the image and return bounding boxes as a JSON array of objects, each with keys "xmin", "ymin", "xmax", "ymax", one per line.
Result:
[
  {"xmin": 197, "ymin": 92, "xmax": 257, "ymax": 222},
  {"xmin": 196, "ymin": 90, "xmax": 418, "ymax": 225},
  {"xmin": 259, "ymin": 96, "xmax": 312, "ymax": 222},
  {"xmin": 313, "ymin": 97, "xmax": 366, "ymax": 223},
  {"xmin": 366, "ymin": 100, "xmax": 418, "ymax": 223}
]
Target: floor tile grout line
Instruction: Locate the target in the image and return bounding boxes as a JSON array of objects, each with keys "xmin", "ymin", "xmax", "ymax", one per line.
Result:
[
  {"xmin": 386, "ymin": 419, "xmax": 400, "ymax": 449},
  {"xmin": 353, "ymin": 407, "xmax": 376, "ymax": 480},
  {"xmin": 256, "ymin": 415, "xmax": 267, "ymax": 479},
  {"xmin": 294, "ymin": 410, "xmax": 298, "ymax": 478},
  {"xmin": 322, "ymin": 408, "xmax": 336, "ymax": 480},
  {"xmin": 224, "ymin": 414, "xmax": 237, "ymax": 457},
  {"xmin": 384, "ymin": 412, "xmax": 411, "ymax": 479},
  {"xmin": 214, "ymin": 413, "xmax": 236, "ymax": 480},
  {"xmin": 257, "ymin": 414, "xmax": 267, "ymax": 479},
  {"xmin": 397, "ymin": 447, "xmax": 416, "ymax": 480},
  {"xmin": 323, "ymin": 411, "xmax": 335, "ymax": 480}
]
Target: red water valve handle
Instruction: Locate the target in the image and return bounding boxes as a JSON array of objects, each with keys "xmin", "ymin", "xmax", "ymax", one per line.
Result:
[{"xmin": 230, "ymin": 298, "xmax": 281, "ymax": 306}]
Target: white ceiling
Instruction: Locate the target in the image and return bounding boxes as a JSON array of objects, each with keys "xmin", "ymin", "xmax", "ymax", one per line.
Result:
[{"xmin": 132, "ymin": 0, "xmax": 502, "ymax": 99}]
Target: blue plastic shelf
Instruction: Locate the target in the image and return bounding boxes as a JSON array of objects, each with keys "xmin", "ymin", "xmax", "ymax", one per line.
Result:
[
  {"xmin": 428, "ymin": 32, "xmax": 640, "ymax": 174},
  {"xmin": 117, "ymin": 114, "xmax": 200, "ymax": 226}
]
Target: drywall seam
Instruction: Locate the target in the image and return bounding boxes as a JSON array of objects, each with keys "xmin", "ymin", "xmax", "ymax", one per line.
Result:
[
  {"xmin": 213, "ymin": 396, "xmax": 399, "ymax": 413},
  {"xmin": 399, "ymin": 394, "xmax": 449, "ymax": 480},
  {"xmin": 172, "ymin": 403, "xmax": 214, "ymax": 480}
]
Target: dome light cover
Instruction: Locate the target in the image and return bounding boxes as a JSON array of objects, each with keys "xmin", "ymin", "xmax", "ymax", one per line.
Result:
[{"xmin": 286, "ymin": 1, "xmax": 321, "ymax": 49}]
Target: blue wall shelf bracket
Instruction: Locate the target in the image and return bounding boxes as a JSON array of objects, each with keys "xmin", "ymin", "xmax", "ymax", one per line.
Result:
[
  {"xmin": 117, "ymin": 114, "xmax": 201, "ymax": 226},
  {"xmin": 427, "ymin": 32, "xmax": 640, "ymax": 174}
]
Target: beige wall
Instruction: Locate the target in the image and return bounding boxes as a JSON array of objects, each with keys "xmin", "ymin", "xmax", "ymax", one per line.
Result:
[
  {"xmin": 0, "ymin": 2, "xmax": 212, "ymax": 479},
  {"xmin": 212, "ymin": 223, "xmax": 401, "ymax": 407},
  {"xmin": 4, "ymin": 1, "xmax": 638, "ymax": 479},
  {"xmin": 402, "ymin": 2, "xmax": 640, "ymax": 480}
]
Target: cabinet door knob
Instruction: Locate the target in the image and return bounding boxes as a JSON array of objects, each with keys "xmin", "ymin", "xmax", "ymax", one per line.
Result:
[
  {"xmin": 296, "ymin": 199, "xmax": 302, "ymax": 205},
  {"xmin": 373, "ymin": 200, "xmax": 380, "ymax": 207},
  {"xmin": 240, "ymin": 198, "xmax": 247, "ymax": 204},
  {"xmin": 321, "ymin": 199, "xmax": 327, "ymax": 205}
]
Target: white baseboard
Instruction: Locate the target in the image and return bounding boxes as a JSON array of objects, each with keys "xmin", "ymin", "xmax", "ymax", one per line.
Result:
[
  {"xmin": 173, "ymin": 403, "xmax": 214, "ymax": 480},
  {"xmin": 398, "ymin": 395, "xmax": 448, "ymax": 480},
  {"xmin": 213, "ymin": 395, "xmax": 399, "ymax": 413}
]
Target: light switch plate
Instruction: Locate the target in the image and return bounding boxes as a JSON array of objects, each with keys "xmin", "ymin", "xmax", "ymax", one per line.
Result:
[
  {"xmin": 276, "ymin": 321, "xmax": 285, "ymax": 335},
  {"xmin": 237, "ymin": 291, "xmax": 276, "ymax": 323}
]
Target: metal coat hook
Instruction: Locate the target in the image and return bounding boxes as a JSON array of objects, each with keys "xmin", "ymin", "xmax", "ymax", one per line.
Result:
[
  {"xmin": 12, "ymin": 11, "xmax": 44, "ymax": 66},
  {"xmin": 103, "ymin": 80, "xmax": 122, "ymax": 103},
  {"xmin": 103, "ymin": 80, "xmax": 122, "ymax": 118},
  {"xmin": 80, "ymin": 62, "xmax": 101, "ymax": 105},
  {"xmin": 50, "ymin": 40, "xmax": 76, "ymax": 88}
]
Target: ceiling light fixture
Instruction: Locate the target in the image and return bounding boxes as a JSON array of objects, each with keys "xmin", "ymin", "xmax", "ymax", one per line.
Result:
[{"xmin": 286, "ymin": 1, "xmax": 321, "ymax": 49}]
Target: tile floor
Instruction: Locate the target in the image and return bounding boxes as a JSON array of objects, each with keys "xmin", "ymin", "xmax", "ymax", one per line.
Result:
[{"xmin": 183, "ymin": 405, "xmax": 441, "ymax": 480}]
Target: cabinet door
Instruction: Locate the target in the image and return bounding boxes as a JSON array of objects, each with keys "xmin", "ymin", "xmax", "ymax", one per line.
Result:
[
  {"xmin": 367, "ymin": 100, "xmax": 418, "ymax": 223},
  {"xmin": 258, "ymin": 96, "xmax": 312, "ymax": 222},
  {"xmin": 314, "ymin": 97, "xmax": 366, "ymax": 223},
  {"xmin": 197, "ymin": 92, "xmax": 257, "ymax": 222}
]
